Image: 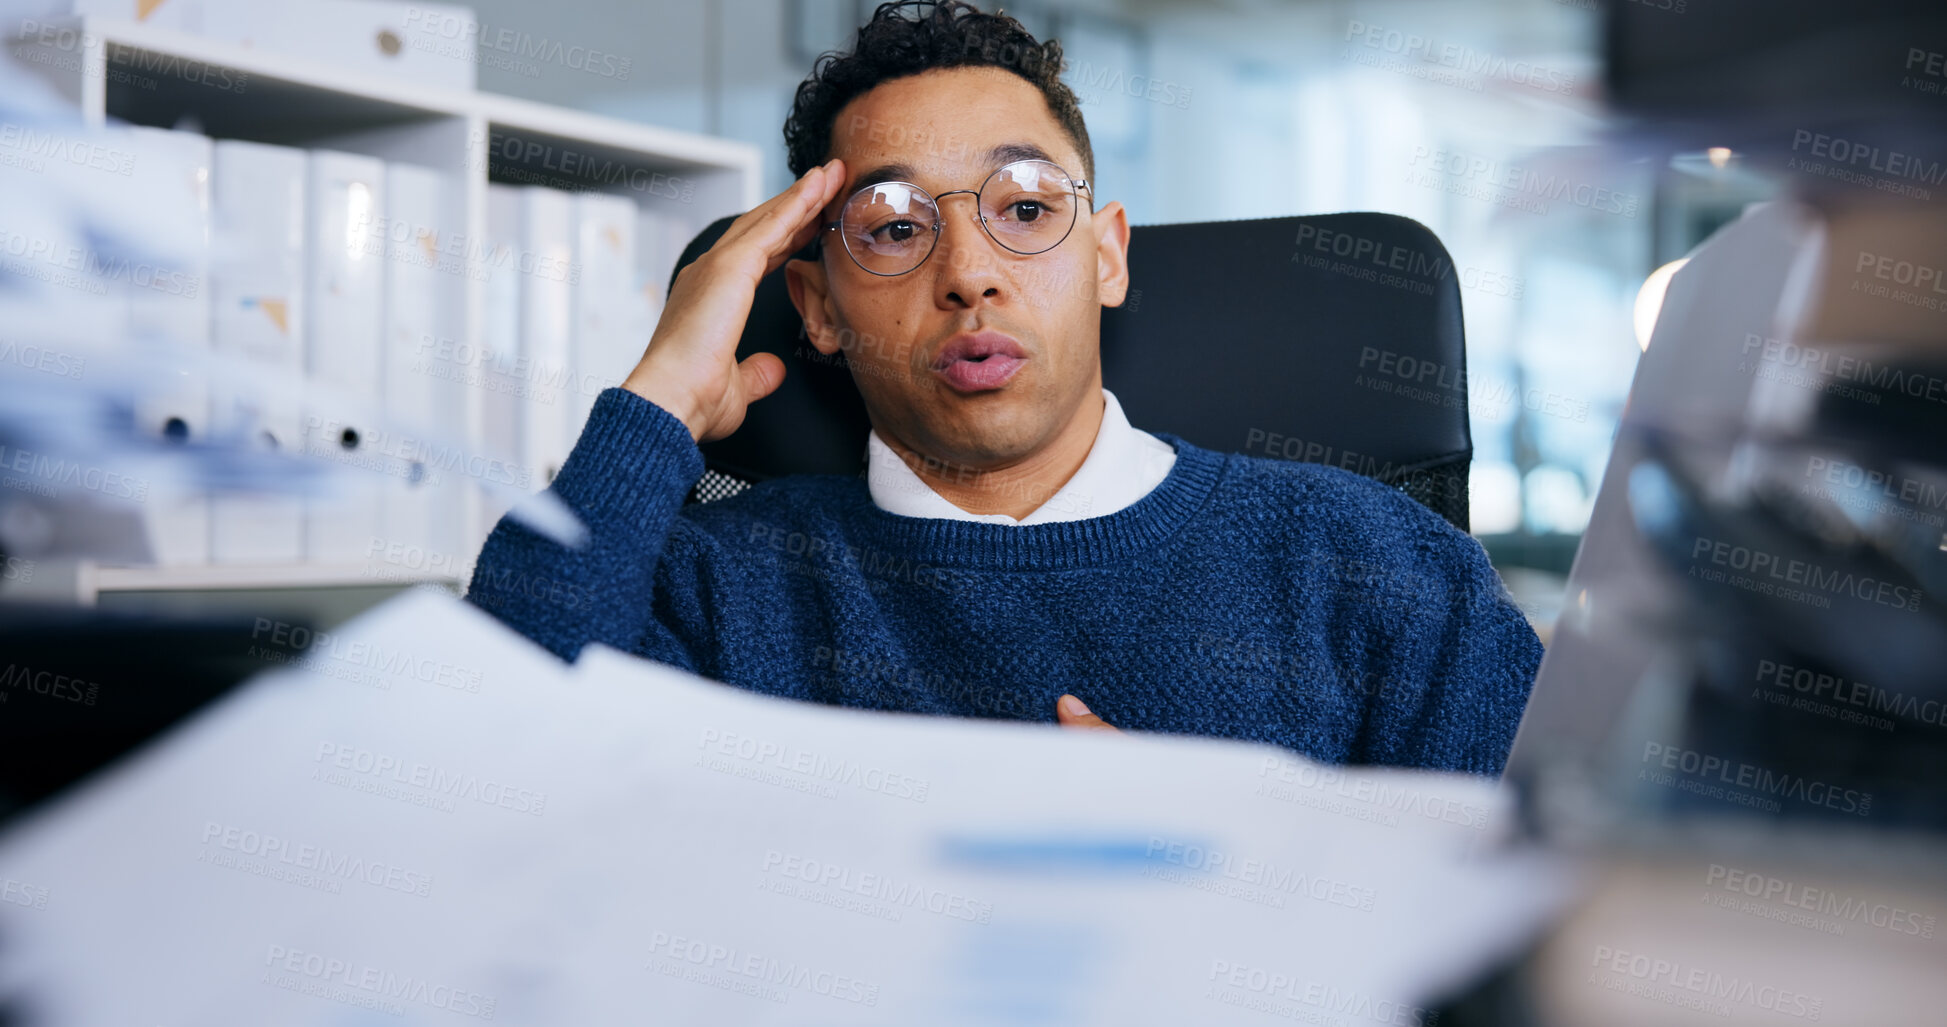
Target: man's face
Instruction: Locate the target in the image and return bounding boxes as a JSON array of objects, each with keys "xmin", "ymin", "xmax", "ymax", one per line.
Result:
[{"xmin": 785, "ymin": 66, "xmax": 1131, "ymax": 470}]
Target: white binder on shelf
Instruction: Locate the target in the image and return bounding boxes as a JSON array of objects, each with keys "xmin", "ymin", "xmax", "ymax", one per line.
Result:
[
  {"xmin": 633, "ymin": 204, "xmax": 691, "ymax": 355},
  {"xmin": 477, "ymin": 184, "xmax": 526, "ymax": 533},
  {"xmin": 634, "ymin": 206, "xmax": 684, "ymax": 316},
  {"xmin": 124, "ymin": 125, "xmax": 213, "ymax": 567},
  {"xmin": 379, "ymin": 161, "xmax": 464, "ymax": 564},
  {"xmin": 209, "ymin": 139, "xmax": 306, "ymax": 566},
  {"xmin": 515, "ymin": 186, "xmax": 576, "ymax": 491},
  {"xmin": 301, "ymin": 149, "xmax": 386, "ymax": 566},
  {"xmin": 569, "ymin": 191, "xmax": 640, "ymax": 448}
]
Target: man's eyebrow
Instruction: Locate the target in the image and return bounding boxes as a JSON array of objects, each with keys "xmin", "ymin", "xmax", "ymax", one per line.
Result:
[
  {"xmin": 844, "ymin": 143, "xmax": 1064, "ymax": 194},
  {"xmin": 850, "ymin": 162, "xmax": 921, "ymax": 193},
  {"xmin": 983, "ymin": 142, "xmax": 1057, "ymax": 168}
]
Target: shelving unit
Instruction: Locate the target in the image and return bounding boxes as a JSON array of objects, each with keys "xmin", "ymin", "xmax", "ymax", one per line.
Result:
[
  {"xmin": 5, "ymin": 15, "xmax": 761, "ymax": 605},
  {"xmin": 6, "ymin": 560, "xmax": 465, "ymax": 607}
]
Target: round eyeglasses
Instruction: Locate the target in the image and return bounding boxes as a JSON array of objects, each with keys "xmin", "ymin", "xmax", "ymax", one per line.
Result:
[{"xmin": 819, "ymin": 159, "xmax": 1092, "ymax": 277}]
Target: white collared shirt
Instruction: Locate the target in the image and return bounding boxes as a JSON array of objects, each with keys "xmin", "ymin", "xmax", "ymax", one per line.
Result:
[{"xmin": 865, "ymin": 388, "xmax": 1177, "ymax": 524}]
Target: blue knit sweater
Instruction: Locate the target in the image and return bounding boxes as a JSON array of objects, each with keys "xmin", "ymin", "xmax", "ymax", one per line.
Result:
[{"xmin": 466, "ymin": 387, "xmax": 1541, "ymax": 774}]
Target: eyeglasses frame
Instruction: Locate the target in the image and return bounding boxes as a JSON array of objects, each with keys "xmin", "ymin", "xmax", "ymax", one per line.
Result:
[{"xmin": 809, "ymin": 158, "xmax": 1094, "ymax": 277}]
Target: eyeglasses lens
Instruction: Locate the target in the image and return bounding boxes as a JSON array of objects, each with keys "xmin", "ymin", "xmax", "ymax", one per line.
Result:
[{"xmin": 836, "ymin": 160, "xmax": 1078, "ymax": 276}]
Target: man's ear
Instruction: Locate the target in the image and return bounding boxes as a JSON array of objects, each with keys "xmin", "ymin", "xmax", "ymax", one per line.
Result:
[
  {"xmin": 785, "ymin": 257, "xmax": 842, "ymax": 357},
  {"xmin": 1091, "ymin": 199, "xmax": 1132, "ymax": 308}
]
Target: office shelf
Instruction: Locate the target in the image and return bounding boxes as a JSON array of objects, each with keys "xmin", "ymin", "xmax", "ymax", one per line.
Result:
[
  {"xmin": 5, "ymin": 15, "xmax": 760, "ymax": 604},
  {"xmin": 5, "ymin": 559, "xmax": 466, "ymax": 605}
]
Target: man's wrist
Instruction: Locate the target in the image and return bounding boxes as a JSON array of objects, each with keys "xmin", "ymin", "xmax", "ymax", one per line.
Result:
[
  {"xmin": 622, "ymin": 371, "xmax": 703, "ymax": 444},
  {"xmin": 549, "ymin": 385, "xmax": 707, "ymax": 531}
]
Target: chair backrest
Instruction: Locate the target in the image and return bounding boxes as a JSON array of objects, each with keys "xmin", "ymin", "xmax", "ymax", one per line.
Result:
[{"xmin": 669, "ymin": 213, "xmax": 1472, "ymax": 531}]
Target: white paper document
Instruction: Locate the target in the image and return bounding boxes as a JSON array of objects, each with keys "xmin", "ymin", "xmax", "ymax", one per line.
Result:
[{"xmin": 0, "ymin": 591, "xmax": 1567, "ymax": 1025}]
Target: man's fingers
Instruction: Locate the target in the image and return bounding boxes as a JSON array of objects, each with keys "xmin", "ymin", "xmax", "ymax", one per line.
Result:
[
  {"xmin": 1056, "ymin": 694, "xmax": 1119, "ymax": 732},
  {"xmin": 723, "ymin": 158, "xmax": 833, "ymax": 241},
  {"xmin": 680, "ymin": 166, "xmax": 820, "ymax": 292},
  {"xmin": 656, "ymin": 161, "xmax": 841, "ymax": 350},
  {"xmin": 664, "ymin": 159, "xmax": 844, "ymax": 334},
  {"xmin": 622, "ymin": 159, "xmax": 844, "ymax": 443},
  {"xmin": 761, "ymin": 159, "xmax": 847, "ymax": 276},
  {"xmin": 719, "ymin": 158, "xmax": 846, "ymax": 277}
]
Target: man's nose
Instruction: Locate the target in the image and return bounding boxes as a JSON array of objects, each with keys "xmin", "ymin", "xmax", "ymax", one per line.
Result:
[{"xmin": 932, "ymin": 194, "xmax": 1007, "ymax": 302}]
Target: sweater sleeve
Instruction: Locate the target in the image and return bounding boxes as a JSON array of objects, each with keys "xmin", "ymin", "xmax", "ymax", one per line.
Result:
[
  {"xmin": 464, "ymin": 387, "xmax": 710, "ymax": 668},
  {"xmin": 1294, "ymin": 466, "xmax": 1542, "ymax": 776},
  {"xmin": 1359, "ymin": 525, "xmax": 1544, "ymax": 776},
  {"xmin": 1407, "ymin": 551, "xmax": 1543, "ymax": 775}
]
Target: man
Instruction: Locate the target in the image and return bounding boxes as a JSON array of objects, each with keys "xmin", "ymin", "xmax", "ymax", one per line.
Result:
[{"xmin": 467, "ymin": 1, "xmax": 1542, "ymax": 773}]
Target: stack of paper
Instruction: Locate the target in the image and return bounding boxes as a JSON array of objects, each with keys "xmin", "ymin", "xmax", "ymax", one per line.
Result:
[{"xmin": 0, "ymin": 592, "xmax": 1568, "ymax": 1025}]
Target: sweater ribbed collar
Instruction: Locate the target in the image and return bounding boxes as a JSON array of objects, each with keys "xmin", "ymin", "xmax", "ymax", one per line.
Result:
[{"xmin": 836, "ymin": 433, "xmax": 1227, "ymax": 572}]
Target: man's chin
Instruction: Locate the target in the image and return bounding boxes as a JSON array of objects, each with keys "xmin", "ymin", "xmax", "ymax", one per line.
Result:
[
  {"xmin": 869, "ymin": 384, "xmax": 1054, "ymax": 458},
  {"xmin": 920, "ymin": 421, "xmax": 1052, "ymax": 470}
]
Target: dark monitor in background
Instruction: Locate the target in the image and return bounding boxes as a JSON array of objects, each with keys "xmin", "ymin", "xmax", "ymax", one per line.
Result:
[{"xmin": 0, "ymin": 608, "xmax": 289, "ymax": 826}]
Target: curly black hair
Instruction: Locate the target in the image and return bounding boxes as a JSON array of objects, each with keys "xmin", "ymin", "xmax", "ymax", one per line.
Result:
[{"xmin": 782, "ymin": 1, "xmax": 1094, "ymax": 183}]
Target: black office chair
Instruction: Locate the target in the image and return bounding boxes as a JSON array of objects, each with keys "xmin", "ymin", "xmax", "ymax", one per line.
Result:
[{"xmin": 669, "ymin": 213, "xmax": 1472, "ymax": 532}]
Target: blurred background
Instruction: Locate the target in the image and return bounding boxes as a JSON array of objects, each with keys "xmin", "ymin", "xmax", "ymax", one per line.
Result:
[
  {"xmin": 0, "ymin": 0, "xmax": 1792, "ymax": 640},
  {"xmin": 458, "ymin": 0, "xmax": 1771, "ymax": 633}
]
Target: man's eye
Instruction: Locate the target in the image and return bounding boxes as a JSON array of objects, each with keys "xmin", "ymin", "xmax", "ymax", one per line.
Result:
[
  {"xmin": 1009, "ymin": 201, "xmax": 1044, "ymax": 222},
  {"xmin": 872, "ymin": 220, "xmax": 923, "ymax": 243}
]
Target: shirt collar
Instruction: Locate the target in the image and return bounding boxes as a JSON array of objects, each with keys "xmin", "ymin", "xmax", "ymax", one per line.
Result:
[{"xmin": 865, "ymin": 388, "xmax": 1176, "ymax": 525}]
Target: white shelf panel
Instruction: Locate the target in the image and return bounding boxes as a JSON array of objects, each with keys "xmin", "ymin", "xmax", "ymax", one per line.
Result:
[
  {"xmin": 22, "ymin": 16, "xmax": 470, "ymax": 126},
  {"xmin": 479, "ymin": 91, "xmax": 761, "ymax": 179},
  {"xmin": 90, "ymin": 562, "xmax": 462, "ymax": 593},
  {"xmin": 11, "ymin": 15, "xmax": 762, "ymax": 182}
]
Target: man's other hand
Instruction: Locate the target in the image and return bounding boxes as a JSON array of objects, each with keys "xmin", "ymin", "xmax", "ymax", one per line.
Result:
[{"xmin": 1056, "ymin": 694, "xmax": 1119, "ymax": 732}]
